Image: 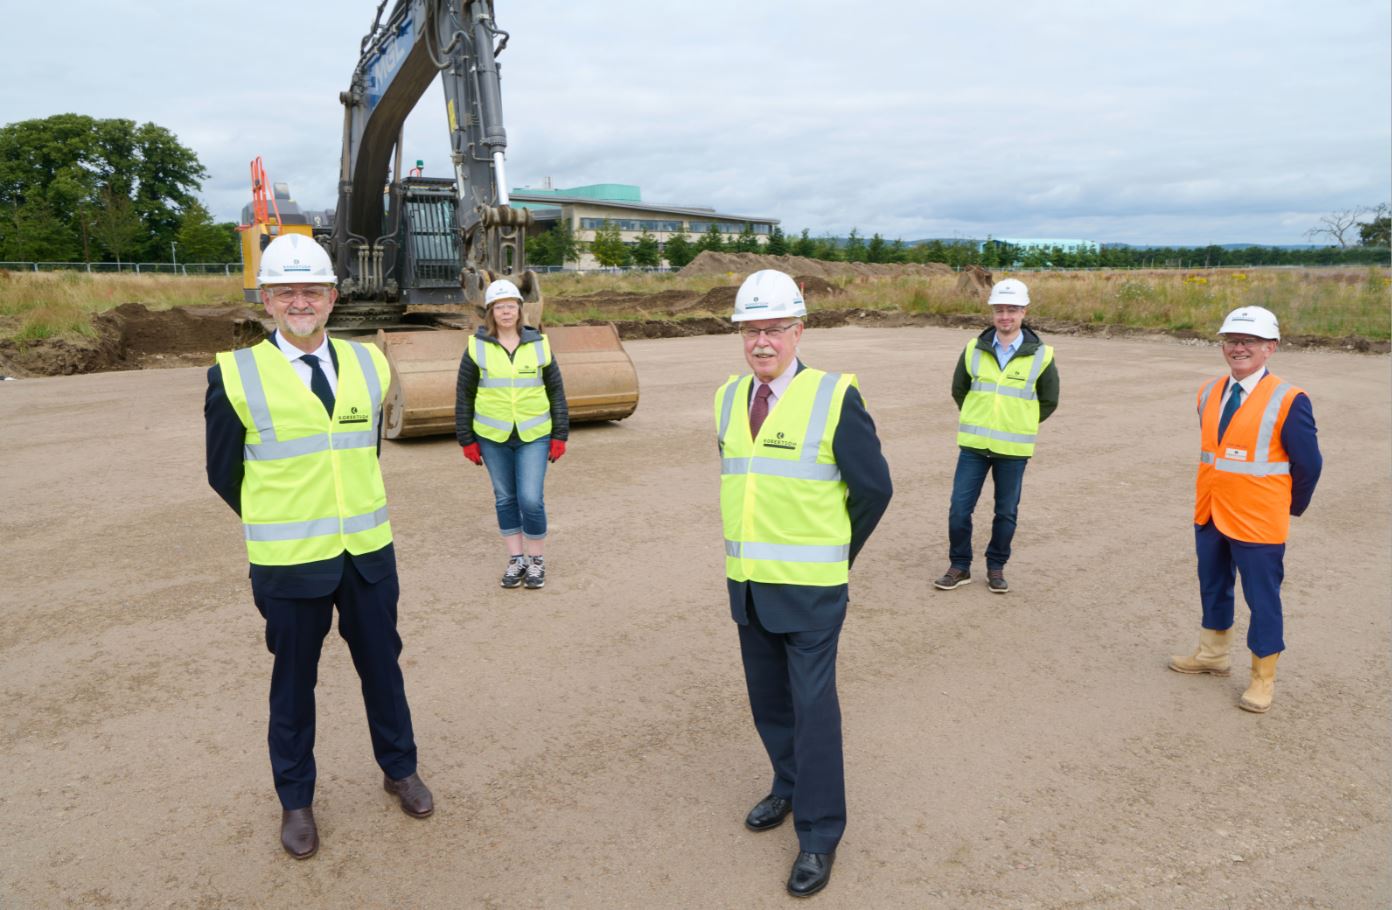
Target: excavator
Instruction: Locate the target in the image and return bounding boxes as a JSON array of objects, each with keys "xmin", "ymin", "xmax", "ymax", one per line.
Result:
[{"xmin": 239, "ymin": 0, "xmax": 638, "ymax": 438}]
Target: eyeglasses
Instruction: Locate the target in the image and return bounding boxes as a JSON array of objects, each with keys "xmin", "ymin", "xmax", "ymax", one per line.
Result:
[
  {"xmin": 1222, "ymin": 338, "xmax": 1268, "ymax": 349},
  {"xmin": 267, "ymin": 286, "xmax": 332, "ymax": 303},
  {"xmin": 739, "ymin": 323, "xmax": 798, "ymax": 340}
]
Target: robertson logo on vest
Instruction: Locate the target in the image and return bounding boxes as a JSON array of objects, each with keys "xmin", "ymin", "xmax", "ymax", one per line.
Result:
[
  {"xmin": 337, "ymin": 405, "xmax": 370, "ymax": 426},
  {"xmin": 760, "ymin": 430, "xmax": 798, "ymax": 451}
]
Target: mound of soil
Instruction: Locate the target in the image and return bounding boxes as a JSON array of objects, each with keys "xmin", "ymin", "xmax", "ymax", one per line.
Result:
[
  {"xmin": 955, "ymin": 265, "xmax": 994, "ymax": 299},
  {"xmin": 678, "ymin": 250, "xmax": 954, "ymax": 280},
  {"xmin": 0, "ymin": 303, "xmax": 264, "ymax": 378}
]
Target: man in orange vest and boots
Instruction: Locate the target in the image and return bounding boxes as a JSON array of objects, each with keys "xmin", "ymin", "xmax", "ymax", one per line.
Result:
[{"xmin": 1170, "ymin": 306, "xmax": 1322, "ymax": 712}]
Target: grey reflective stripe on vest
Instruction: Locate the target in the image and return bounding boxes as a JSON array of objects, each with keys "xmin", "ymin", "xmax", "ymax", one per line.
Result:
[
  {"xmin": 717, "ymin": 376, "xmax": 745, "ymax": 444},
  {"xmin": 533, "ymin": 338, "xmax": 547, "ymax": 366},
  {"xmin": 244, "ymin": 506, "xmax": 389, "ymax": 543},
  {"xmin": 969, "ymin": 379, "xmax": 1036, "ymax": 400},
  {"xmin": 957, "ymin": 423, "xmax": 1037, "ymax": 444},
  {"xmin": 247, "ymin": 434, "xmax": 331, "ymax": 461},
  {"xmin": 346, "ymin": 341, "xmax": 382, "ymax": 438},
  {"xmin": 475, "ymin": 336, "xmax": 488, "ymax": 372},
  {"xmin": 234, "ymin": 347, "xmax": 278, "ymax": 443},
  {"xmin": 1198, "ymin": 377, "xmax": 1222, "ymax": 418},
  {"xmin": 968, "ymin": 345, "xmax": 982, "ymax": 378},
  {"xmin": 800, "ymin": 373, "xmax": 841, "ymax": 463},
  {"xmin": 479, "ymin": 376, "xmax": 544, "ymax": 388},
  {"xmin": 721, "ymin": 457, "xmax": 841, "ymax": 481},
  {"xmin": 518, "ymin": 412, "xmax": 551, "ymax": 433},
  {"xmin": 331, "ymin": 431, "xmax": 378, "ymax": 450},
  {"xmin": 474, "ymin": 412, "xmax": 513, "ymax": 431},
  {"xmin": 724, "ymin": 539, "xmax": 851, "ymax": 563},
  {"xmin": 968, "ymin": 346, "xmax": 1043, "ymax": 400},
  {"xmin": 1199, "ymin": 381, "xmax": 1293, "ymax": 477}
]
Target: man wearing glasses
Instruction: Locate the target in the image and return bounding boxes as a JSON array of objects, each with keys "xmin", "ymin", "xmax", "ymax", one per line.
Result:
[
  {"xmin": 1170, "ymin": 306, "xmax": 1321, "ymax": 713},
  {"xmin": 934, "ymin": 278, "xmax": 1059, "ymax": 595},
  {"xmin": 715, "ymin": 270, "xmax": 892, "ymax": 897},
  {"xmin": 205, "ymin": 233, "xmax": 433, "ymax": 859}
]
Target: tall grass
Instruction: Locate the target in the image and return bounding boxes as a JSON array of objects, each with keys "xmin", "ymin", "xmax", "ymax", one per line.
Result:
[
  {"xmin": 840, "ymin": 268, "xmax": 1391, "ymax": 340},
  {"xmin": 1, "ymin": 266, "xmax": 1387, "ymax": 343},
  {"xmin": 0, "ymin": 271, "xmax": 241, "ymax": 341}
]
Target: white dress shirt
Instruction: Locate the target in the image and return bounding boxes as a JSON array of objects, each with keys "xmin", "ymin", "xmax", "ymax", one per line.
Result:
[{"xmin": 273, "ymin": 332, "xmax": 338, "ymax": 395}]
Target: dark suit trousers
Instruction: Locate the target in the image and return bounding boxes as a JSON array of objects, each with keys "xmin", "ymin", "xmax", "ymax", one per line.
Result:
[
  {"xmin": 254, "ymin": 557, "xmax": 418, "ymax": 809},
  {"xmin": 737, "ymin": 592, "xmax": 845, "ymax": 854}
]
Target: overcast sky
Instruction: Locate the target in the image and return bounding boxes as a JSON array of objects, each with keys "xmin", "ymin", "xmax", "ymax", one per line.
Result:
[{"xmin": 4, "ymin": 1, "xmax": 1389, "ymax": 245}]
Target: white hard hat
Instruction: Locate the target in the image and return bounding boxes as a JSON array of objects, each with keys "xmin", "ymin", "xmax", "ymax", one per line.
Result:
[
  {"xmin": 484, "ymin": 278, "xmax": 523, "ymax": 308},
  {"xmin": 987, "ymin": 278, "xmax": 1030, "ymax": 307},
  {"xmin": 1219, "ymin": 306, "xmax": 1279, "ymax": 340},
  {"xmin": 258, "ymin": 234, "xmax": 335, "ymax": 286},
  {"xmin": 732, "ymin": 270, "xmax": 806, "ymax": 323}
]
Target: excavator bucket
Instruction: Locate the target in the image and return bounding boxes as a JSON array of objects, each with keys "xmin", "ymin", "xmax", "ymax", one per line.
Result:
[{"xmin": 376, "ymin": 322, "xmax": 639, "ymax": 440}]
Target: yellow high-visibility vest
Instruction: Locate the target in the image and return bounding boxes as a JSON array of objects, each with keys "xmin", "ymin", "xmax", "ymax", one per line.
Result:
[
  {"xmin": 216, "ymin": 338, "xmax": 392, "ymax": 565},
  {"xmin": 957, "ymin": 338, "xmax": 1053, "ymax": 457},
  {"xmin": 468, "ymin": 334, "xmax": 553, "ymax": 443},
  {"xmin": 714, "ymin": 369, "xmax": 854, "ymax": 587}
]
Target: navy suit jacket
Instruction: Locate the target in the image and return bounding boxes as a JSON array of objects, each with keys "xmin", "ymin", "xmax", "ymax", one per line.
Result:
[
  {"xmin": 205, "ymin": 335, "xmax": 396, "ymax": 599},
  {"xmin": 726, "ymin": 362, "xmax": 893, "ymax": 633}
]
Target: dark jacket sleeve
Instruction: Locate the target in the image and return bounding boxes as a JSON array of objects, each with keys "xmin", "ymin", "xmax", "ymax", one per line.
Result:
[
  {"xmin": 544, "ymin": 358, "xmax": 570, "ymax": 441},
  {"xmin": 454, "ymin": 350, "xmax": 480, "ymax": 446},
  {"xmin": 1036, "ymin": 359, "xmax": 1059, "ymax": 423},
  {"xmin": 1282, "ymin": 392, "xmax": 1322, "ymax": 516},
  {"xmin": 951, "ymin": 347, "xmax": 972, "ymax": 410},
  {"xmin": 832, "ymin": 385, "xmax": 893, "ymax": 568},
  {"xmin": 205, "ymin": 364, "xmax": 245, "ymax": 516}
]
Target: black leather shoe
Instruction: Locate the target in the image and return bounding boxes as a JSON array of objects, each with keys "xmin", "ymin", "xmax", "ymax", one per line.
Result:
[
  {"xmin": 383, "ymin": 772, "xmax": 434, "ymax": 818},
  {"xmin": 787, "ymin": 850, "xmax": 834, "ymax": 897},
  {"xmin": 744, "ymin": 793, "xmax": 793, "ymax": 831},
  {"xmin": 280, "ymin": 806, "xmax": 318, "ymax": 860}
]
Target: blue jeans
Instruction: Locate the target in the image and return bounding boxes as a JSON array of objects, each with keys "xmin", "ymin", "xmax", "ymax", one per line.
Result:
[
  {"xmin": 478, "ymin": 437, "xmax": 550, "ymax": 539},
  {"xmin": 947, "ymin": 447, "xmax": 1027, "ymax": 571}
]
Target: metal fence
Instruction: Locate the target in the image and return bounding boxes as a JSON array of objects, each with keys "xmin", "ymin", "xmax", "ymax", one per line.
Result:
[{"xmin": 0, "ymin": 261, "xmax": 240, "ymax": 275}]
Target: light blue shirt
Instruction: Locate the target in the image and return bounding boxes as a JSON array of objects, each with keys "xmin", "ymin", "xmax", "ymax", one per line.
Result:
[{"xmin": 992, "ymin": 331, "xmax": 1021, "ymax": 369}]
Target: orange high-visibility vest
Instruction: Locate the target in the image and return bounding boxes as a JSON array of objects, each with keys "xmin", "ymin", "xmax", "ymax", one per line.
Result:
[{"xmin": 1194, "ymin": 372, "xmax": 1302, "ymax": 544}]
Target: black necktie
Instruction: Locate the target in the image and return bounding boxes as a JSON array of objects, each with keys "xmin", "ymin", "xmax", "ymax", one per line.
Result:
[
  {"xmin": 300, "ymin": 353, "xmax": 335, "ymax": 417},
  {"xmin": 1218, "ymin": 382, "xmax": 1242, "ymax": 440},
  {"xmin": 750, "ymin": 383, "xmax": 772, "ymax": 437}
]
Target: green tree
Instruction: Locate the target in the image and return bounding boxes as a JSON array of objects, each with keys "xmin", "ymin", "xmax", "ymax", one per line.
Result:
[
  {"xmin": 0, "ymin": 198, "xmax": 79, "ymax": 260},
  {"xmin": 791, "ymin": 228, "xmax": 816, "ymax": 258},
  {"xmin": 697, "ymin": 223, "xmax": 725, "ymax": 253},
  {"xmin": 662, "ymin": 230, "xmax": 695, "ymax": 269},
  {"xmin": 631, "ymin": 228, "xmax": 661, "ymax": 267},
  {"xmin": 527, "ymin": 221, "xmax": 578, "ymax": 267},
  {"xmin": 91, "ymin": 186, "xmax": 142, "ymax": 266},
  {"xmin": 589, "ymin": 219, "xmax": 630, "ymax": 267},
  {"xmin": 812, "ymin": 234, "xmax": 841, "ymax": 261},
  {"xmin": 1358, "ymin": 203, "xmax": 1390, "ymax": 247},
  {"xmin": 0, "ymin": 114, "xmax": 208, "ymax": 262},
  {"xmin": 866, "ymin": 232, "xmax": 888, "ymax": 263},
  {"xmin": 765, "ymin": 225, "xmax": 788, "ymax": 256},
  {"xmin": 176, "ymin": 201, "xmax": 237, "ymax": 262},
  {"xmin": 734, "ymin": 222, "xmax": 760, "ymax": 253},
  {"xmin": 843, "ymin": 228, "xmax": 866, "ymax": 262}
]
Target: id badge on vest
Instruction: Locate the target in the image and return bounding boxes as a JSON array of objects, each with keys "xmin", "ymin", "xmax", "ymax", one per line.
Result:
[{"xmin": 1225, "ymin": 447, "xmax": 1248, "ymax": 460}]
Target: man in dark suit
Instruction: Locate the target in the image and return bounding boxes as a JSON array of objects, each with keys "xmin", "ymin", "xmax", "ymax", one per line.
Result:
[
  {"xmin": 714, "ymin": 270, "xmax": 893, "ymax": 897},
  {"xmin": 205, "ymin": 234, "xmax": 433, "ymax": 859}
]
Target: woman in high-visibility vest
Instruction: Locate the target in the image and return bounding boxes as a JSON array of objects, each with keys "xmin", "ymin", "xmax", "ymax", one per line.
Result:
[{"xmin": 455, "ymin": 279, "xmax": 569, "ymax": 590}]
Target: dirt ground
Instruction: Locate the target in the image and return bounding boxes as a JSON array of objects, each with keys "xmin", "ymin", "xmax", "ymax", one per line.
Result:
[{"xmin": 1, "ymin": 327, "xmax": 1388, "ymax": 909}]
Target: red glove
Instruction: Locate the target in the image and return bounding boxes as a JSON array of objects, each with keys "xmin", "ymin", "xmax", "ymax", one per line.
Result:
[
  {"xmin": 549, "ymin": 439, "xmax": 566, "ymax": 463},
  {"xmin": 461, "ymin": 442, "xmax": 482, "ymax": 465}
]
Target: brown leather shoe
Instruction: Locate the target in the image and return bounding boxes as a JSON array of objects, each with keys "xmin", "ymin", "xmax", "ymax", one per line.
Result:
[
  {"xmin": 384, "ymin": 772, "xmax": 434, "ymax": 818},
  {"xmin": 280, "ymin": 807, "xmax": 318, "ymax": 859}
]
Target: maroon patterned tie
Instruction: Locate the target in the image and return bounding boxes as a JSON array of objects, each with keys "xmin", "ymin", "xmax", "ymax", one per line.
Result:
[{"xmin": 749, "ymin": 382, "xmax": 772, "ymax": 437}]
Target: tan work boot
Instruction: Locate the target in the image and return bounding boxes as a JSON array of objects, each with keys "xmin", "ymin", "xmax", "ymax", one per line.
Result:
[
  {"xmin": 1168, "ymin": 628, "xmax": 1233, "ymax": 676},
  {"xmin": 1239, "ymin": 653, "xmax": 1280, "ymax": 713}
]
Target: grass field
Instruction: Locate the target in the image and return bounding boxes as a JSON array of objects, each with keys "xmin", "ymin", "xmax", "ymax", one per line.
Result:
[{"xmin": 1, "ymin": 266, "xmax": 1388, "ymax": 343}]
